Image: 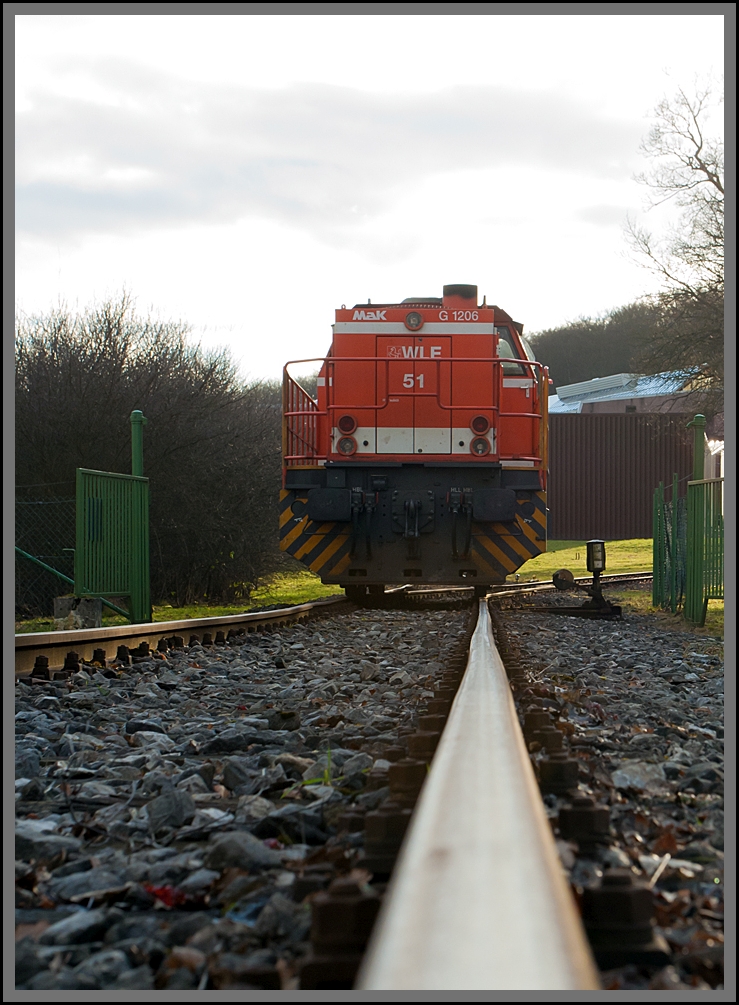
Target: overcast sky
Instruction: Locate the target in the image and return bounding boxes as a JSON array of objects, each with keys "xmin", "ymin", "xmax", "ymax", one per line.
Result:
[{"xmin": 15, "ymin": 12, "xmax": 724, "ymax": 380}]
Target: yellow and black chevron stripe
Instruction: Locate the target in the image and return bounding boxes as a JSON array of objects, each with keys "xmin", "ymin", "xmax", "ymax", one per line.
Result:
[
  {"xmin": 280, "ymin": 488, "xmax": 546, "ymax": 583},
  {"xmin": 279, "ymin": 490, "xmax": 353, "ymax": 578},
  {"xmin": 471, "ymin": 490, "xmax": 547, "ymax": 580}
]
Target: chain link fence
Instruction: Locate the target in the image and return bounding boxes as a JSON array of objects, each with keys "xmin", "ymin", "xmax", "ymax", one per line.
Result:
[{"xmin": 16, "ymin": 484, "xmax": 75, "ymax": 621}]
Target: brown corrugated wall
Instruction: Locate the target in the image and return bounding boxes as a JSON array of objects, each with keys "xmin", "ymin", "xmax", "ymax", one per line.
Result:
[{"xmin": 548, "ymin": 414, "xmax": 694, "ymax": 539}]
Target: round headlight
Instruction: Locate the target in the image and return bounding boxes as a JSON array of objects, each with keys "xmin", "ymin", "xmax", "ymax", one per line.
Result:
[
  {"xmin": 337, "ymin": 414, "xmax": 357, "ymax": 434},
  {"xmin": 337, "ymin": 436, "xmax": 357, "ymax": 455},
  {"xmin": 470, "ymin": 415, "xmax": 490, "ymax": 434},
  {"xmin": 404, "ymin": 311, "xmax": 424, "ymax": 331},
  {"xmin": 470, "ymin": 437, "xmax": 491, "ymax": 456}
]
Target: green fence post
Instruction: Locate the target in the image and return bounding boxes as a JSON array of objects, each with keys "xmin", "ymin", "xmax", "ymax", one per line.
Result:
[
  {"xmin": 661, "ymin": 482, "xmax": 667, "ymax": 609},
  {"xmin": 652, "ymin": 485, "xmax": 659, "ymax": 607},
  {"xmin": 74, "ymin": 467, "xmax": 83, "ymax": 597},
  {"xmin": 131, "ymin": 410, "xmax": 147, "ymax": 477},
  {"xmin": 129, "ymin": 411, "xmax": 150, "ymax": 623},
  {"xmin": 653, "ymin": 482, "xmax": 664, "ymax": 608},
  {"xmin": 129, "ymin": 477, "xmax": 151, "ymax": 624},
  {"xmin": 670, "ymin": 473, "xmax": 679, "ymax": 613},
  {"xmin": 688, "ymin": 413, "xmax": 706, "ymax": 482},
  {"xmin": 685, "ymin": 415, "xmax": 707, "ymax": 624},
  {"xmin": 685, "ymin": 481, "xmax": 700, "ymax": 623}
]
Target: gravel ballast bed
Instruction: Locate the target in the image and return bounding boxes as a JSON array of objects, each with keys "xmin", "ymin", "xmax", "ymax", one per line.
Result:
[
  {"xmin": 15, "ymin": 605, "xmax": 469, "ymax": 991},
  {"xmin": 499, "ymin": 592, "xmax": 724, "ymax": 991},
  {"xmin": 16, "ymin": 592, "xmax": 725, "ymax": 991}
]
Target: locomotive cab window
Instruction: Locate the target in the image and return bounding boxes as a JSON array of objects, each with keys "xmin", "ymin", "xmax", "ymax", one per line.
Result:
[{"xmin": 495, "ymin": 328, "xmax": 526, "ymax": 374}]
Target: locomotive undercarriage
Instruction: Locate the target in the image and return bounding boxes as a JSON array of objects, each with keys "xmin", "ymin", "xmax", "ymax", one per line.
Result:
[{"xmin": 279, "ymin": 464, "xmax": 547, "ymax": 592}]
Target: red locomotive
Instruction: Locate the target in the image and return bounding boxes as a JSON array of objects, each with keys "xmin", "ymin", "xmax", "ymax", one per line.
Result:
[{"xmin": 280, "ymin": 284, "xmax": 548, "ymax": 598}]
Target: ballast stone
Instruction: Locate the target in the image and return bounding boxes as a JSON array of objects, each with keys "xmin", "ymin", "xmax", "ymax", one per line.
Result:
[
  {"xmin": 125, "ymin": 719, "xmax": 166, "ymax": 734},
  {"xmin": 39, "ymin": 907, "xmax": 115, "ymax": 945},
  {"xmin": 15, "ymin": 825, "xmax": 81, "ymax": 864},
  {"xmin": 611, "ymin": 761, "xmax": 667, "ymax": 792},
  {"xmin": 129, "ymin": 730, "xmax": 176, "ymax": 751},
  {"xmin": 15, "ymin": 748, "xmax": 40, "ymax": 779},
  {"xmin": 104, "ymin": 964, "xmax": 155, "ymax": 990},
  {"xmin": 147, "ymin": 789, "xmax": 197, "ymax": 833},
  {"xmin": 204, "ymin": 830, "xmax": 283, "ymax": 870},
  {"xmin": 199, "ymin": 728, "xmax": 260, "ymax": 754},
  {"xmin": 72, "ymin": 948, "xmax": 132, "ymax": 987},
  {"xmin": 48, "ymin": 867, "xmax": 125, "ymax": 901}
]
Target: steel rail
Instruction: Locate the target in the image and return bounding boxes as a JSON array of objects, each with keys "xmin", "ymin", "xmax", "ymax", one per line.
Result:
[
  {"xmin": 487, "ymin": 571, "xmax": 652, "ymax": 599},
  {"xmin": 356, "ymin": 599, "xmax": 600, "ymax": 991},
  {"xmin": 398, "ymin": 572, "xmax": 651, "ymax": 600},
  {"xmin": 401, "ymin": 572, "xmax": 651, "ymax": 599},
  {"xmin": 14, "ymin": 596, "xmax": 348, "ymax": 676},
  {"xmin": 15, "ymin": 572, "xmax": 651, "ymax": 674}
]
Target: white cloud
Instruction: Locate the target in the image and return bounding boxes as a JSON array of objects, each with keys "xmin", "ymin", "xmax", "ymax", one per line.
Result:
[
  {"xmin": 14, "ymin": 12, "xmax": 723, "ymax": 378},
  {"xmin": 16, "ymin": 69, "xmax": 645, "ymax": 244},
  {"xmin": 577, "ymin": 205, "xmax": 631, "ymax": 227}
]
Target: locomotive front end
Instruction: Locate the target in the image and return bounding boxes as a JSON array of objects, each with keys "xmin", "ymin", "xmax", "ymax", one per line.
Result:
[{"xmin": 280, "ymin": 284, "xmax": 548, "ymax": 597}]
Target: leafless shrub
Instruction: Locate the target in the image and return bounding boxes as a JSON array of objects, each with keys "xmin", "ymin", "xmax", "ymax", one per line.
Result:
[{"xmin": 15, "ymin": 293, "xmax": 285, "ymax": 606}]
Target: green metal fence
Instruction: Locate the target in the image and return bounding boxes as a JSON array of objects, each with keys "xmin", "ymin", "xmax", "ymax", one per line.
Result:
[
  {"xmin": 652, "ymin": 414, "xmax": 724, "ymax": 627},
  {"xmin": 15, "ymin": 411, "xmax": 151, "ymax": 625},
  {"xmin": 652, "ymin": 475, "xmax": 687, "ymax": 613},
  {"xmin": 684, "ymin": 477, "xmax": 724, "ymax": 625},
  {"xmin": 75, "ymin": 468, "xmax": 151, "ymax": 623}
]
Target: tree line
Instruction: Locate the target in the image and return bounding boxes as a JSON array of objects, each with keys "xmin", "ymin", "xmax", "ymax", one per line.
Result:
[
  {"xmin": 527, "ymin": 299, "xmax": 661, "ymax": 389},
  {"xmin": 15, "ymin": 294, "xmax": 285, "ymax": 608}
]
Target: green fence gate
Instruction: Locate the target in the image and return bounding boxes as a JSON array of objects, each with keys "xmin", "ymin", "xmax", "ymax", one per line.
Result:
[
  {"xmin": 685, "ymin": 477, "xmax": 724, "ymax": 625},
  {"xmin": 74, "ymin": 467, "xmax": 150, "ymax": 623},
  {"xmin": 15, "ymin": 411, "xmax": 151, "ymax": 625}
]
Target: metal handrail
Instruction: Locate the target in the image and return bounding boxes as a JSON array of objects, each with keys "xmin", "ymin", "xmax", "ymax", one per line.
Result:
[
  {"xmin": 284, "ymin": 356, "xmax": 547, "ymax": 414},
  {"xmin": 356, "ymin": 600, "xmax": 599, "ymax": 991},
  {"xmin": 283, "ymin": 357, "xmax": 547, "ymax": 465}
]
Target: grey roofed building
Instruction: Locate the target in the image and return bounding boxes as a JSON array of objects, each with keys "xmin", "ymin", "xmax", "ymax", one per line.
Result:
[{"xmin": 548, "ymin": 372, "xmax": 690, "ymax": 414}]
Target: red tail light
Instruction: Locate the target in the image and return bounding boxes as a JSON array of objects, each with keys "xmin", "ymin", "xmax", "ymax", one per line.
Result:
[
  {"xmin": 337, "ymin": 414, "xmax": 357, "ymax": 434},
  {"xmin": 470, "ymin": 415, "xmax": 490, "ymax": 434}
]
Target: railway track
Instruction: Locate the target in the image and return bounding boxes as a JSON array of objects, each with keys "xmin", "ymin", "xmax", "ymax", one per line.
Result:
[
  {"xmin": 16, "ymin": 590, "xmax": 601, "ymax": 990},
  {"xmin": 357, "ymin": 599, "xmax": 599, "ymax": 990},
  {"xmin": 15, "ymin": 572, "xmax": 652, "ymax": 678},
  {"xmin": 17, "ymin": 567, "xmax": 715, "ymax": 990},
  {"xmin": 14, "ymin": 597, "xmax": 351, "ymax": 677},
  {"xmin": 486, "ymin": 570, "xmax": 653, "ymax": 598}
]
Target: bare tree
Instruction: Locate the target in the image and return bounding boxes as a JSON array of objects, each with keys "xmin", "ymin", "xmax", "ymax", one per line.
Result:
[{"xmin": 626, "ymin": 82, "xmax": 724, "ymax": 409}]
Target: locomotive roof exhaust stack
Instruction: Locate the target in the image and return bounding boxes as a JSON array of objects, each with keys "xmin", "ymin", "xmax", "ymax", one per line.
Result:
[{"xmin": 443, "ymin": 284, "xmax": 478, "ymax": 308}]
